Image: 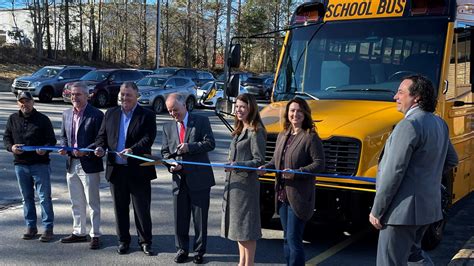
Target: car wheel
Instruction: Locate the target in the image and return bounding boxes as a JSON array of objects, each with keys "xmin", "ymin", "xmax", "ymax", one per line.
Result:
[
  {"xmin": 153, "ymin": 97, "xmax": 164, "ymax": 113},
  {"xmin": 94, "ymin": 91, "xmax": 108, "ymax": 108},
  {"xmin": 186, "ymin": 97, "xmax": 195, "ymax": 112},
  {"xmin": 38, "ymin": 87, "xmax": 53, "ymax": 103}
]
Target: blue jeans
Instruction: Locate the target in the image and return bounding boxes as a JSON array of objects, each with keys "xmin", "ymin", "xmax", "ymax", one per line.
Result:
[
  {"xmin": 15, "ymin": 164, "xmax": 54, "ymax": 230},
  {"xmin": 279, "ymin": 202, "xmax": 306, "ymax": 266}
]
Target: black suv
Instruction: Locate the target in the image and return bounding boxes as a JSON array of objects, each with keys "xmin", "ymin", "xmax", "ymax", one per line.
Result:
[
  {"xmin": 75, "ymin": 69, "xmax": 143, "ymax": 107},
  {"xmin": 11, "ymin": 65, "xmax": 94, "ymax": 102}
]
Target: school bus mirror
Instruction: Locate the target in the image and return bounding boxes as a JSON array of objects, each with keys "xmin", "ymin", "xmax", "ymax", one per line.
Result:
[
  {"xmin": 228, "ymin": 44, "xmax": 241, "ymax": 68},
  {"xmin": 226, "ymin": 74, "xmax": 240, "ymax": 97}
]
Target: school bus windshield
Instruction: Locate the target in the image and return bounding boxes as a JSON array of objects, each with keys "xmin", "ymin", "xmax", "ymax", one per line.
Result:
[{"xmin": 273, "ymin": 17, "xmax": 448, "ymax": 102}]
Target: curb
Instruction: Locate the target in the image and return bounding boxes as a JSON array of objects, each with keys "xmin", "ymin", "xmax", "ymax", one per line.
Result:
[{"xmin": 449, "ymin": 236, "xmax": 474, "ymax": 266}]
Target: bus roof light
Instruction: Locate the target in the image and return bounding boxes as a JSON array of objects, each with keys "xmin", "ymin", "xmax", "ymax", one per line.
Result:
[
  {"xmin": 411, "ymin": 0, "xmax": 448, "ymax": 16},
  {"xmin": 291, "ymin": 1, "xmax": 325, "ymax": 25}
]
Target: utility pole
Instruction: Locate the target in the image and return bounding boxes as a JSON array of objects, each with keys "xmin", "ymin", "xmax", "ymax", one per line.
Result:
[
  {"xmin": 155, "ymin": 0, "xmax": 161, "ymax": 70},
  {"xmin": 222, "ymin": 0, "xmax": 232, "ymax": 113}
]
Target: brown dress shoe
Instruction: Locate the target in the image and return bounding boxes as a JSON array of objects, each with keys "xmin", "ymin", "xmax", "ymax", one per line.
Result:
[
  {"xmin": 39, "ymin": 229, "xmax": 53, "ymax": 242},
  {"xmin": 90, "ymin": 237, "xmax": 100, "ymax": 250},
  {"xmin": 60, "ymin": 234, "xmax": 88, "ymax": 243},
  {"xmin": 22, "ymin": 227, "xmax": 38, "ymax": 240}
]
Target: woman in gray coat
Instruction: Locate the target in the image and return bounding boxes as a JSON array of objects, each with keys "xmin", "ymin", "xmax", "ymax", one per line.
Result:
[{"xmin": 221, "ymin": 93, "xmax": 266, "ymax": 266}]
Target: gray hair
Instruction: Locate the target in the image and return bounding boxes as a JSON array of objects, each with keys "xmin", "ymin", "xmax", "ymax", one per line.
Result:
[
  {"xmin": 167, "ymin": 92, "xmax": 186, "ymax": 105},
  {"xmin": 121, "ymin": 81, "xmax": 139, "ymax": 92},
  {"xmin": 70, "ymin": 81, "xmax": 89, "ymax": 96}
]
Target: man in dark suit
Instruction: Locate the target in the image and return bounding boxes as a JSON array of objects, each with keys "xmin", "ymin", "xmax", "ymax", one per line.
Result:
[
  {"xmin": 59, "ymin": 82, "xmax": 104, "ymax": 249},
  {"xmin": 369, "ymin": 75, "xmax": 458, "ymax": 265},
  {"xmin": 162, "ymin": 93, "xmax": 215, "ymax": 264},
  {"xmin": 94, "ymin": 82, "xmax": 157, "ymax": 256}
]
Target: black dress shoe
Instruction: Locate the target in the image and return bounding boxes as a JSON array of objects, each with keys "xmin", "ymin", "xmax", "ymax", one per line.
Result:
[
  {"xmin": 141, "ymin": 244, "xmax": 154, "ymax": 256},
  {"xmin": 60, "ymin": 234, "xmax": 88, "ymax": 243},
  {"xmin": 39, "ymin": 229, "xmax": 54, "ymax": 243},
  {"xmin": 117, "ymin": 243, "xmax": 129, "ymax": 255},
  {"xmin": 193, "ymin": 254, "xmax": 204, "ymax": 264},
  {"xmin": 22, "ymin": 227, "xmax": 38, "ymax": 240},
  {"xmin": 174, "ymin": 250, "xmax": 189, "ymax": 263},
  {"xmin": 89, "ymin": 237, "xmax": 100, "ymax": 250}
]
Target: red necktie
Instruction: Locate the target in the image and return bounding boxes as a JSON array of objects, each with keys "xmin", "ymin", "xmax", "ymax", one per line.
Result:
[{"xmin": 179, "ymin": 122, "xmax": 185, "ymax": 143}]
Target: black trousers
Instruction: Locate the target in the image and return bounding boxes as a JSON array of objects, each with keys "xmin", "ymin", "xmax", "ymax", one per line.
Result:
[
  {"xmin": 110, "ymin": 165, "xmax": 152, "ymax": 245},
  {"xmin": 173, "ymin": 179, "xmax": 210, "ymax": 255}
]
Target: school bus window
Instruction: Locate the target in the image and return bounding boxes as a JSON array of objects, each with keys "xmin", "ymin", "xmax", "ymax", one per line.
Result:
[
  {"xmin": 383, "ymin": 38, "xmax": 394, "ymax": 64},
  {"xmin": 446, "ymin": 38, "xmax": 456, "ymax": 99},
  {"xmin": 393, "ymin": 39, "xmax": 404, "ymax": 65},
  {"xmin": 403, "ymin": 40, "xmax": 412, "ymax": 59},
  {"xmin": 372, "ymin": 41, "xmax": 382, "ymax": 60},
  {"xmin": 411, "ymin": 41, "xmax": 420, "ymax": 54},
  {"xmin": 456, "ymin": 33, "xmax": 470, "ymax": 86},
  {"xmin": 359, "ymin": 42, "xmax": 370, "ymax": 60}
]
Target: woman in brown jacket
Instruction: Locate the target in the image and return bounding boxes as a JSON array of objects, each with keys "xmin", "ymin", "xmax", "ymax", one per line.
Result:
[{"xmin": 259, "ymin": 97, "xmax": 325, "ymax": 266}]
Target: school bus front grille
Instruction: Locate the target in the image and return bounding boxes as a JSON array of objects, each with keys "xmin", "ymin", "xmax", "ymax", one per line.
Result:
[{"xmin": 265, "ymin": 135, "xmax": 361, "ymax": 176}]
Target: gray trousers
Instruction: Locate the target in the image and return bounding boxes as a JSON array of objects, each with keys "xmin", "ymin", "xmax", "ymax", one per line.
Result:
[{"xmin": 377, "ymin": 224, "xmax": 434, "ymax": 266}]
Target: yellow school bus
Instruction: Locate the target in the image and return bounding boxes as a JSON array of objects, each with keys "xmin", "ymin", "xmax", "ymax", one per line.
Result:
[{"xmin": 251, "ymin": 0, "xmax": 473, "ymax": 249}]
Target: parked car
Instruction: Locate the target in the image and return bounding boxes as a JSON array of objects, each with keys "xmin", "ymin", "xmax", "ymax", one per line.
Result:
[
  {"xmin": 11, "ymin": 65, "xmax": 94, "ymax": 102},
  {"xmin": 217, "ymin": 71, "xmax": 254, "ymax": 84},
  {"xmin": 138, "ymin": 69, "xmax": 154, "ymax": 76},
  {"xmin": 241, "ymin": 75, "xmax": 274, "ymax": 100},
  {"xmin": 65, "ymin": 69, "xmax": 143, "ymax": 107},
  {"xmin": 153, "ymin": 67, "xmax": 214, "ymax": 88},
  {"xmin": 197, "ymin": 80, "xmax": 247, "ymax": 108},
  {"xmin": 197, "ymin": 70, "xmax": 216, "ymax": 87},
  {"xmin": 122, "ymin": 74, "xmax": 197, "ymax": 113}
]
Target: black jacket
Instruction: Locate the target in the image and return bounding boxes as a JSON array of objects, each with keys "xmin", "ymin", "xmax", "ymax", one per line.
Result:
[{"xmin": 3, "ymin": 108, "xmax": 57, "ymax": 165}]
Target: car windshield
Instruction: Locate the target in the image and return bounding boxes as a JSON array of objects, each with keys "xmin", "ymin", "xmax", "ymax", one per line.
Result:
[
  {"xmin": 154, "ymin": 68, "xmax": 177, "ymax": 75},
  {"xmin": 81, "ymin": 70, "xmax": 111, "ymax": 81},
  {"xmin": 136, "ymin": 77, "xmax": 167, "ymax": 87},
  {"xmin": 32, "ymin": 67, "xmax": 60, "ymax": 78},
  {"xmin": 244, "ymin": 77, "xmax": 264, "ymax": 84},
  {"xmin": 273, "ymin": 18, "xmax": 447, "ymax": 102}
]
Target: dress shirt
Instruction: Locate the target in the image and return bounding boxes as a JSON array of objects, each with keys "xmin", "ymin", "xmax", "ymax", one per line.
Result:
[{"xmin": 116, "ymin": 104, "xmax": 137, "ymax": 164}]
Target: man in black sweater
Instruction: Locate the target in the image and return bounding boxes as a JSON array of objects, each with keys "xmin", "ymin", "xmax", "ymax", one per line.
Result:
[{"xmin": 3, "ymin": 91, "xmax": 57, "ymax": 242}]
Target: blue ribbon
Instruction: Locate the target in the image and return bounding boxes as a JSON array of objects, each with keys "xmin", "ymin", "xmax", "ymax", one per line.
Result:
[
  {"xmin": 164, "ymin": 159, "xmax": 376, "ymax": 183},
  {"xmin": 20, "ymin": 146, "xmax": 375, "ymax": 183},
  {"xmin": 20, "ymin": 145, "xmax": 155, "ymax": 163}
]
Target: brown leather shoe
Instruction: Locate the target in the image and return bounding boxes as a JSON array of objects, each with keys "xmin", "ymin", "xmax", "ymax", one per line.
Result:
[
  {"xmin": 22, "ymin": 227, "xmax": 38, "ymax": 240},
  {"xmin": 39, "ymin": 229, "xmax": 53, "ymax": 242},
  {"xmin": 60, "ymin": 234, "xmax": 88, "ymax": 243},
  {"xmin": 89, "ymin": 237, "xmax": 100, "ymax": 250}
]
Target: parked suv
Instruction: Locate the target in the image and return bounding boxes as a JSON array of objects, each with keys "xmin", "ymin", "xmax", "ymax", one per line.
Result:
[
  {"xmin": 153, "ymin": 67, "xmax": 214, "ymax": 88},
  {"xmin": 241, "ymin": 74, "xmax": 274, "ymax": 100},
  {"xmin": 11, "ymin": 65, "xmax": 94, "ymax": 102},
  {"xmin": 127, "ymin": 74, "xmax": 197, "ymax": 113},
  {"xmin": 72, "ymin": 69, "xmax": 143, "ymax": 107}
]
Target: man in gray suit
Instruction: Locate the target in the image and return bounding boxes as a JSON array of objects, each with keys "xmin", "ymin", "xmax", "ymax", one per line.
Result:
[
  {"xmin": 162, "ymin": 93, "xmax": 215, "ymax": 264},
  {"xmin": 369, "ymin": 75, "xmax": 458, "ymax": 265},
  {"xmin": 59, "ymin": 82, "xmax": 104, "ymax": 249}
]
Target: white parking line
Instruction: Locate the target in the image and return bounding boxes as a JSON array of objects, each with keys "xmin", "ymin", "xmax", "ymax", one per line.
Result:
[{"xmin": 305, "ymin": 228, "xmax": 371, "ymax": 265}]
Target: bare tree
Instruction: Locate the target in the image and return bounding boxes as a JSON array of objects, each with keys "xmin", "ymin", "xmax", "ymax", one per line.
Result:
[
  {"xmin": 210, "ymin": 0, "xmax": 223, "ymax": 69},
  {"xmin": 44, "ymin": 0, "xmax": 52, "ymax": 58},
  {"xmin": 65, "ymin": 0, "xmax": 70, "ymax": 59}
]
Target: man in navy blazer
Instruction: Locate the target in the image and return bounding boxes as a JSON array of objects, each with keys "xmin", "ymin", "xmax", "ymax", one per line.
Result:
[
  {"xmin": 94, "ymin": 82, "xmax": 157, "ymax": 256},
  {"xmin": 162, "ymin": 93, "xmax": 215, "ymax": 264},
  {"xmin": 369, "ymin": 75, "xmax": 458, "ymax": 265},
  {"xmin": 59, "ymin": 82, "xmax": 104, "ymax": 249}
]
